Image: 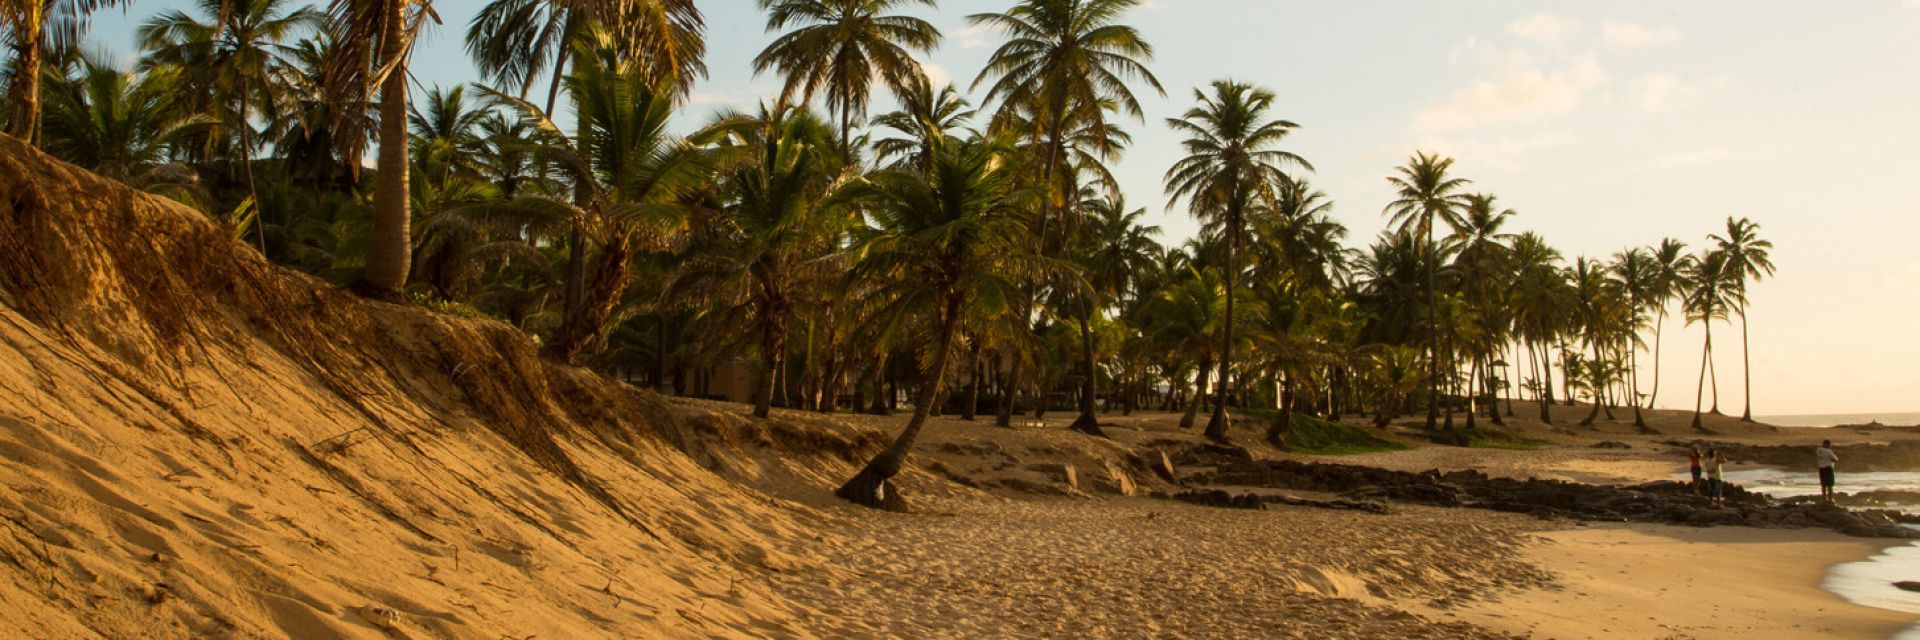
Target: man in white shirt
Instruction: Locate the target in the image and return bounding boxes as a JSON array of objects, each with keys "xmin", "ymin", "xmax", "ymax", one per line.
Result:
[{"xmin": 1816, "ymin": 439, "xmax": 1840, "ymax": 504}]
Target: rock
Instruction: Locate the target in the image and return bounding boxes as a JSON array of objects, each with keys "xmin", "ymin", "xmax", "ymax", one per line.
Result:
[
  {"xmin": 1895, "ymin": 581, "xmax": 1920, "ymax": 593},
  {"xmin": 1592, "ymin": 441, "xmax": 1632, "ymax": 449},
  {"xmin": 1152, "ymin": 450, "xmax": 1178, "ymax": 483},
  {"xmin": 1105, "ymin": 461, "xmax": 1137, "ymax": 497}
]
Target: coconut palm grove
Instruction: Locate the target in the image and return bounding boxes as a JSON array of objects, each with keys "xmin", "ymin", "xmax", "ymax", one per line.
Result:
[{"xmin": 0, "ymin": 0, "xmax": 1781, "ymax": 506}]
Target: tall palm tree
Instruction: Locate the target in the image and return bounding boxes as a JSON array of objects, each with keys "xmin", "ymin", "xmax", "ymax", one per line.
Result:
[
  {"xmin": 323, "ymin": 0, "xmax": 437, "ymax": 297},
  {"xmin": 665, "ymin": 105, "xmax": 842, "ymax": 418},
  {"xmin": 970, "ymin": 0, "xmax": 1159, "ymax": 430},
  {"xmin": 1711, "ymin": 216, "xmax": 1775, "ymax": 422},
  {"xmin": 1065, "ymin": 195, "xmax": 1158, "ymax": 433},
  {"xmin": 3, "ymin": 0, "xmax": 129, "ymax": 143},
  {"xmin": 1383, "ymin": 151, "xmax": 1471, "ymax": 430},
  {"xmin": 1447, "ymin": 193, "xmax": 1515, "ymax": 425},
  {"xmin": 1643, "ymin": 238, "xmax": 1688, "ymax": 410},
  {"xmin": 1611, "ymin": 247, "xmax": 1657, "ymax": 429},
  {"xmin": 139, "ymin": 0, "xmax": 323, "ymax": 251},
  {"xmin": 831, "ymin": 137, "xmax": 1065, "ymax": 509},
  {"xmin": 1686, "ymin": 248, "xmax": 1734, "ymax": 432},
  {"xmin": 753, "ymin": 0, "xmax": 940, "ymax": 156},
  {"xmin": 1569, "ymin": 257, "xmax": 1621, "ymax": 426},
  {"xmin": 1164, "ymin": 79, "xmax": 1310, "ymax": 440},
  {"xmin": 1507, "ymin": 231, "xmax": 1567, "ymax": 422}
]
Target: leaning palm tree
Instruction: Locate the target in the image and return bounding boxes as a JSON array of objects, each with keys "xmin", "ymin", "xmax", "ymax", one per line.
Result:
[
  {"xmin": 753, "ymin": 0, "xmax": 940, "ymax": 155},
  {"xmin": 3, "ymin": 0, "xmax": 130, "ymax": 143},
  {"xmin": 323, "ymin": 0, "xmax": 437, "ymax": 297},
  {"xmin": 1611, "ymin": 248, "xmax": 1657, "ymax": 430},
  {"xmin": 1062, "ymin": 194, "xmax": 1159, "ymax": 434},
  {"xmin": 1383, "ymin": 151, "xmax": 1472, "ymax": 430},
  {"xmin": 1643, "ymin": 238, "xmax": 1688, "ymax": 410},
  {"xmin": 1711, "ymin": 216, "xmax": 1775, "ymax": 422},
  {"xmin": 831, "ymin": 137, "xmax": 1067, "ymax": 509},
  {"xmin": 1163, "ymin": 79, "xmax": 1310, "ymax": 441}
]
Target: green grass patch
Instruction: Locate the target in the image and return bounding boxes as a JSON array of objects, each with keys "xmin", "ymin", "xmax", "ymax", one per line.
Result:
[
  {"xmin": 1456, "ymin": 426, "xmax": 1552, "ymax": 450},
  {"xmin": 1243, "ymin": 410, "xmax": 1414, "ymax": 455}
]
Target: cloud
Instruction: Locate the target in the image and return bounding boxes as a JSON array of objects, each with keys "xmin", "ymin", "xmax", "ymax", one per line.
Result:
[
  {"xmin": 918, "ymin": 60, "xmax": 951, "ymax": 89},
  {"xmin": 1505, "ymin": 14, "xmax": 1580, "ymax": 43},
  {"xmin": 1646, "ymin": 148, "xmax": 1733, "ymax": 169},
  {"xmin": 1414, "ymin": 54, "xmax": 1607, "ymax": 132},
  {"xmin": 954, "ymin": 24, "xmax": 991, "ymax": 49},
  {"xmin": 1602, "ymin": 20, "xmax": 1680, "ymax": 47},
  {"xmin": 1417, "ymin": 133, "xmax": 1578, "ymax": 171},
  {"xmin": 1636, "ymin": 73, "xmax": 1698, "ymax": 113}
]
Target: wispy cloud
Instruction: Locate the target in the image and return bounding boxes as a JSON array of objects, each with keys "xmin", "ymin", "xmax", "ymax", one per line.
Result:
[
  {"xmin": 1646, "ymin": 148, "xmax": 1733, "ymax": 169},
  {"xmin": 1506, "ymin": 14, "xmax": 1580, "ymax": 44},
  {"xmin": 1418, "ymin": 133, "xmax": 1578, "ymax": 171},
  {"xmin": 1414, "ymin": 54, "xmax": 1607, "ymax": 132},
  {"xmin": 1602, "ymin": 20, "xmax": 1681, "ymax": 47},
  {"xmin": 954, "ymin": 24, "xmax": 991, "ymax": 49}
]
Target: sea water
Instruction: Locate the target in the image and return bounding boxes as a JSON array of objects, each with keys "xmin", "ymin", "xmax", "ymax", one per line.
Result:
[
  {"xmin": 1719, "ymin": 467, "xmax": 1920, "ymax": 636},
  {"xmin": 1756, "ymin": 412, "xmax": 1920, "ymax": 428}
]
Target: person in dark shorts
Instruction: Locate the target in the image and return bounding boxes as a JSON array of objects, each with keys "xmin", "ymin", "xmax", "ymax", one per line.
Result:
[
  {"xmin": 1816, "ymin": 440, "xmax": 1839, "ymax": 503},
  {"xmin": 1688, "ymin": 445, "xmax": 1704, "ymax": 495}
]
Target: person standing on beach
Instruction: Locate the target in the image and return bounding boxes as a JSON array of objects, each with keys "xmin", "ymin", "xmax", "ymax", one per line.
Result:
[
  {"xmin": 1817, "ymin": 440, "xmax": 1840, "ymax": 503},
  {"xmin": 1706, "ymin": 448, "xmax": 1727, "ymax": 505},
  {"xmin": 1688, "ymin": 445, "xmax": 1705, "ymax": 495}
]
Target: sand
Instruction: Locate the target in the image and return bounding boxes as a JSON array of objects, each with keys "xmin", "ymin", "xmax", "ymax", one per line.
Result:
[
  {"xmin": 1455, "ymin": 524, "xmax": 1916, "ymax": 639},
  {"xmin": 3, "ymin": 133, "xmax": 1917, "ymax": 638}
]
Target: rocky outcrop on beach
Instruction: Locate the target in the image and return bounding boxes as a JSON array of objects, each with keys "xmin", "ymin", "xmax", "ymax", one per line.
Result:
[
  {"xmin": 1184, "ymin": 458, "xmax": 1920, "ymax": 539},
  {"xmin": 1712, "ymin": 439, "xmax": 1920, "ymax": 472}
]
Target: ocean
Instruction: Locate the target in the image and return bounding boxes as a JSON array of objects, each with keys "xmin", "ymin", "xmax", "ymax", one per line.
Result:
[
  {"xmin": 1722, "ymin": 467, "xmax": 1920, "ymax": 636},
  {"xmin": 1756, "ymin": 412, "xmax": 1920, "ymax": 428}
]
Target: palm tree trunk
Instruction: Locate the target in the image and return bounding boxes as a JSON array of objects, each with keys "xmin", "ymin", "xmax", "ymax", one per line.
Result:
[
  {"xmin": 1740, "ymin": 310, "xmax": 1754, "ymax": 421},
  {"xmin": 6, "ymin": 25, "xmax": 43, "ymax": 144},
  {"xmin": 835, "ymin": 295, "xmax": 963, "ymax": 510},
  {"xmin": 1536, "ymin": 341, "xmax": 1553, "ymax": 423},
  {"xmin": 996, "ymin": 359, "xmax": 1020, "ymax": 428},
  {"xmin": 1691, "ymin": 317, "xmax": 1713, "ymax": 432},
  {"xmin": 1647, "ymin": 308, "xmax": 1666, "ymax": 409},
  {"xmin": 1204, "ymin": 206, "xmax": 1241, "ymax": 441},
  {"xmin": 963, "ymin": 343, "xmax": 982, "ymax": 422},
  {"xmin": 753, "ymin": 303, "xmax": 789, "ymax": 419},
  {"xmin": 1069, "ymin": 300, "xmax": 1104, "ymax": 436},
  {"xmin": 1629, "ymin": 336, "xmax": 1648, "ymax": 430},
  {"xmin": 1464, "ymin": 357, "xmax": 1478, "ymax": 429},
  {"xmin": 359, "ymin": 2, "xmax": 412, "ymax": 296},
  {"xmin": 1424, "ymin": 223, "xmax": 1440, "ymax": 430},
  {"xmin": 1266, "ymin": 377, "xmax": 1293, "ymax": 449},
  {"xmin": 545, "ymin": 240, "xmax": 632, "ymax": 363},
  {"xmin": 1182, "ymin": 355, "xmax": 1211, "ymax": 430},
  {"xmin": 238, "ymin": 73, "xmax": 266, "ymax": 255}
]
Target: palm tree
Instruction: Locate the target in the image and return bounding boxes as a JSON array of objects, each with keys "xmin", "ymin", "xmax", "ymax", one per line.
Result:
[
  {"xmin": 1569, "ymin": 257, "xmax": 1622, "ymax": 426},
  {"xmin": 1611, "ymin": 248, "xmax": 1656, "ymax": 429},
  {"xmin": 1065, "ymin": 195, "xmax": 1158, "ymax": 433},
  {"xmin": 1643, "ymin": 238, "xmax": 1688, "ymax": 410},
  {"xmin": 3, "ymin": 0, "xmax": 130, "ymax": 143},
  {"xmin": 1383, "ymin": 152, "xmax": 1472, "ymax": 430},
  {"xmin": 1711, "ymin": 217, "xmax": 1775, "ymax": 422},
  {"xmin": 665, "ymin": 105, "xmax": 842, "ymax": 418},
  {"xmin": 139, "ymin": 0, "xmax": 323, "ymax": 251},
  {"xmin": 323, "ymin": 0, "xmax": 436, "ymax": 298},
  {"xmin": 831, "ymin": 137, "xmax": 1065, "ymax": 509},
  {"xmin": 37, "ymin": 52, "xmax": 203, "ymax": 180},
  {"xmin": 1507, "ymin": 232, "xmax": 1567, "ymax": 422},
  {"xmin": 1447, "ymin": 193, "xmax": 1515, "ymax": 425},
  {"xmin": 869, "ymin": 74, "xmax": 973, "ymax": 170},
  {"xmin": 485, "ymin": 42, "xmax": 719, "ymax": 362},
  {"xmin": 753, "ymin": 0, "xmax": 940, "ymax": 156},
  {"xmin": 1686, "ymin": 249, "xmax": 1734, "ymax": 432},
  {"xmin": 1164, "ymin": 79, "xmax": 1309, "ymax": 440}
]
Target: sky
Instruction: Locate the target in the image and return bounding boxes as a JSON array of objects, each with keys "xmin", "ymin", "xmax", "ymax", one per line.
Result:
[{"xmin": 88, "ymin": 0, "xmax": 1920, "ymax": 416}]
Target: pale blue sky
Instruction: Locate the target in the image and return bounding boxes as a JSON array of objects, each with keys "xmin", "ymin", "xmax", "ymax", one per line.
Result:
[{"xmin": 89, "ymin": 1, "xmax": 1920, "ymax": 415}]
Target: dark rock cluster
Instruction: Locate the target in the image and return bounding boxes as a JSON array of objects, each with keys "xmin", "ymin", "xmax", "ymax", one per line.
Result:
[{"xmin": 1183, "ymin": 459, "xmax": 1920, "ymax": 539}]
